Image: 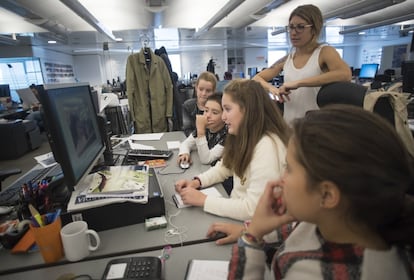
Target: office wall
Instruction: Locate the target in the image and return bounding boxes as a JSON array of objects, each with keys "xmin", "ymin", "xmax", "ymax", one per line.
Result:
[
  {"xmin": 32, "ymin": 46, "xmax": 75, "ymax": 84},
  {"xmin": 180, "ymin": 49, "xmax": 226, "ymax": 79},
  {"xmin": 244, "ymin": 48, "xmax": 267, "ymax": 78},
  {"xmin": 74, "ymin": 54, "xmax": 105, "ymax": 87}
]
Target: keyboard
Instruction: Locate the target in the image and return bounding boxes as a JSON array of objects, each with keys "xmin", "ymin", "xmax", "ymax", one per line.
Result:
[
  {"xmin": 0, "ymin": 164, "xmax": 63, "ymax": 206},
  {"xmin": 127, "ymin": 149, "xmax": 173, "ymax": 159}
]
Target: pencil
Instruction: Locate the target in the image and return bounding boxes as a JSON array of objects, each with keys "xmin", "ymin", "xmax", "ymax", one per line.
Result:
[{"xmin": 28, "ymin": 204, "xmax": 43, "ymax": 227}]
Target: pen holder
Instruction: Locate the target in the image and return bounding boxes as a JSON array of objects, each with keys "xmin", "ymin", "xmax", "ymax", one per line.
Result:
[{"xmin": 30, "ymin": 216, "xmax": 63, "ymax": 263}]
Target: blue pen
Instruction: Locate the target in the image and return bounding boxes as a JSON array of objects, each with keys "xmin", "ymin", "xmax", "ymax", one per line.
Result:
[{"xmin": 53, "ymin": 208, "xmax": 61, "ymax": 222}]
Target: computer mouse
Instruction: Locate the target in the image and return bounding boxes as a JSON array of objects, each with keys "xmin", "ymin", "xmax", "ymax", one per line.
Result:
[{"xmin": 179, "ymin": 161, "xmax": 190, "ymax": 169}]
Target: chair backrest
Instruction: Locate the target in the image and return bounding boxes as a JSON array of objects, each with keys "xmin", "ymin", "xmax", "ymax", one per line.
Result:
[{"xmin": 317, "ymin": 82, "xmax": 395, "ymax": 126}]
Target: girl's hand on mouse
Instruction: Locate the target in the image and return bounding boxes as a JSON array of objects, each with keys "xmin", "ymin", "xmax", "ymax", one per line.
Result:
[
  {"xmin": 206, "ymin": 222, "xmax": 244, "ymax": 245},
  {"xmin": 177, "ymin": 154, "xmax": 191, "ymax": 165}
]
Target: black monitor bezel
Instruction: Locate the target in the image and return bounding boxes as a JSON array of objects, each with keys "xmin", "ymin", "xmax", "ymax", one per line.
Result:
[{"xmin": 38, "ymin": 83, "xmax": 105, "ymax": 191}]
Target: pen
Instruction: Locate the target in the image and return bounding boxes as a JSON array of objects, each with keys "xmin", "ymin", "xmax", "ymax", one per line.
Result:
[{"xmin": 28, "ymin": 204, "xmax": 43, "ymax": 227}]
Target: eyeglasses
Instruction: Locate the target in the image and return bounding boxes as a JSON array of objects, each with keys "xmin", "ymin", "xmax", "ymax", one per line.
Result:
[{"xmin": 287, "ymin": 24, "xmax": 313, "ymax": 33}]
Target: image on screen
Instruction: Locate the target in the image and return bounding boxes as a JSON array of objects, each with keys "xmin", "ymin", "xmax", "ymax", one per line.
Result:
[
  {"xmin": 359, "ymin": 63, "xmax": 379, "ymax": 79},
  {"xmin": 39, "ymin": 83, "xmax": 105, "ymax": 190}
]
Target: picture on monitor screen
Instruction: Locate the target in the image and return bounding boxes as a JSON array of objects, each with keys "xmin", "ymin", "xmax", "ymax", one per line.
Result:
[
  {"xmin": 359, "ymin": 63, "xmax": 379, "ymax": 79},
  {"xmin": 38, "ymin": 83, "xmax": 105, "ymax": 191}
]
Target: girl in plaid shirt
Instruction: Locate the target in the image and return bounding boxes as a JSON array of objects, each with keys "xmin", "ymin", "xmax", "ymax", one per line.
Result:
[{"xmin": 209, "ymin": 105, "xmax": 414, "ymax": 279}]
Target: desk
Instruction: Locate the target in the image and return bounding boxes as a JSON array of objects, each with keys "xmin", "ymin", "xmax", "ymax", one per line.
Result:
[
  {"xmin": 0, "ymin": 132, "xmax": 235, "ymax": 276},
  {"xmin": 0, "ymin": 242, "xmax": 233, "ymax": 280}
]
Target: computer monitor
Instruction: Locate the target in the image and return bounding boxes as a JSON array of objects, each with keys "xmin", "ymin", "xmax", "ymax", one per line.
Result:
[
  {"xmin": 401, "ymin": 60, "xmax": 414, "ymax": 94},
  {"xmin": 38, "ymin": 83, "xmax": 105, "ymax": 191},
  {"xmin": 359, "ymin": 63, "xmax": 379, "ymax": 80},
  {"xmin": 0, "ymin": 84, "xmax": 11, "ymax": 98}
]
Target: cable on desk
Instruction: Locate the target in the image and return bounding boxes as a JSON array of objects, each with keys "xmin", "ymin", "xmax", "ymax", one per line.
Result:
[
  {"xmin": 164, "ymin": 209, "xmax": 188, "ymax": 246},
  {"xmin": 157, "ymin": 165, "xmax": 187, "ymax": 175}
]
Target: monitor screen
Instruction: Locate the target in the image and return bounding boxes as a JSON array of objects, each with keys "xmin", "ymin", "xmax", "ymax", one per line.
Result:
[
  {"xmin": 38, "ymin": 83, "xmax": 105, "ymax": 191},
  {"xmin": 0, "ymin": 84, "xmax": 11, "ymax": 98},
  {"xmin": 359, "ymin": 63, "xmax": 379, "ymax": 79}
]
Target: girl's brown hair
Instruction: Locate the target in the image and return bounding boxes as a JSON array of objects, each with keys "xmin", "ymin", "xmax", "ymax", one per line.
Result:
[
  {"xmin": 221, "ymin": 79, "xmax": 290, "ymax": 178},
  {"xmin": 292, "ymin": 105, "xmax": 414, "ymax": 248}
]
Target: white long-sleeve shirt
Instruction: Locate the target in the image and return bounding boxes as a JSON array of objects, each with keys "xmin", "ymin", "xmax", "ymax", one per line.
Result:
[
  {"xmin": 179, "ymin": 132, "xmax": 225, "ymax": 165},
  {"xmin": 198, "ymin": 133, "xmax": 286, "ymax": 221}
]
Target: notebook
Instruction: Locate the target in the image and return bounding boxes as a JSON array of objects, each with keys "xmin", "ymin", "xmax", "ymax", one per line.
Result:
[{"xmin": 16, "ymin": 88, "xmax": 38, "ymax": 109}]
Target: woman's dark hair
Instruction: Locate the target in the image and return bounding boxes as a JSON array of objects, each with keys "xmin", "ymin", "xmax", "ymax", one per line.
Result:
[
  {"xmin": 221, "ymin": 79, "xmax": 290, "ymax": 178},
  {"xmin": 291, "ymin": 104, "xmax": 414, "ymax": 247}
]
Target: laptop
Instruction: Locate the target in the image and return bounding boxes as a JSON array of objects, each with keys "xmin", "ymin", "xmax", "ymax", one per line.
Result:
[{"xmin": 16, "ymin": 88, "xmax": 39, "ymax": 109}]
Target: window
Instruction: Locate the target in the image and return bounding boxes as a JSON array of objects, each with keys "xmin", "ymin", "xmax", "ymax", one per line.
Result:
[
  {"xmin": 0, "ymin": 57, "xmax": 43, "ymax": 102},
  {"xmin": 268, "ymin": 50, "xmax": 287, "ymax": 68},
  {"xmin": 168, "ymin": 54, "xmax": 182, "ymax": 79}
]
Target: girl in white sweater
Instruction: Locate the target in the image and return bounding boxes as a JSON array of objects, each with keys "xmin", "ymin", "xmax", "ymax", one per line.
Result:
[{"xmin": 174, "ymin": 79, "xmax": 291, "ymax": 221}]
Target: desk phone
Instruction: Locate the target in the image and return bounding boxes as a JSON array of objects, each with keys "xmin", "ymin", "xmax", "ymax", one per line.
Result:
[{"xmin": 102, "ymin": 256, "xmax": 162, "ymax": 280}]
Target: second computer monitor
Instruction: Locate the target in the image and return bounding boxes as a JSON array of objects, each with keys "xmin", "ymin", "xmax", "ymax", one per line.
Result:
[{"xmin": 359, "ymin": 63, "xmax": 379, "ymax": 80}]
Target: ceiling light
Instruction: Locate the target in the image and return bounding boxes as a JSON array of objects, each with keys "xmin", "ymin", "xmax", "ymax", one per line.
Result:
[
  {"xmin": 60, "ymin": 0, "xmax": 116, "ymax": 41},
  {"xmin": 324, "ymin": 0, "xmax": 406, "ymax": 20},
  {"xmin": 339, "ymin": 12, "xmax": 414, "ymax": 34},
  {"xmin": 48, "ymin": 40, "xmax": 57, "ymax": 44},
  {"xmin": 194, "ymin": 0, "xmax": 246, "ymax": 38}
]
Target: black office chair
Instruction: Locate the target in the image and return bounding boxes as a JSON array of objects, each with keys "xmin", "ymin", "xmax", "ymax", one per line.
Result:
[
  {"xmin": 317, "ymin": 82, "xmax": 395, "ymax": 127},
  {"xmin": 0, "ymin": 168, "xmax": 21, "ymax": 191}
]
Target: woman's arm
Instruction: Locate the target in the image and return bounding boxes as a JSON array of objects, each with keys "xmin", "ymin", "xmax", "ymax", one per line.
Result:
[
  {"xmin": 281, "ymin": 46, "xmax": 351, "ymax": 91},
  {"xmin": 253, "ymin": 56, "xmax": 287, "ymax": 95}
]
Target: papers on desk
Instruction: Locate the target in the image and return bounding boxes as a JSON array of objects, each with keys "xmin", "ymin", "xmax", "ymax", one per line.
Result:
[
  {"xmin": 34, "ymin": 152, "xmax": 58, "ymax": 168},
  {"xmin": 130, "ymin": 133, "xmax": 163, "ymax": 141},
  {"xmin": 67, "ymin": 165, "xmax": 150, "ymax": 212},
  {"xmin": 173, "ymin": 187, "xmax": 223, "ymax": 208},
  {"xmin": 185, "ymin": 259, "xmax": 229, "ymax": 280}
]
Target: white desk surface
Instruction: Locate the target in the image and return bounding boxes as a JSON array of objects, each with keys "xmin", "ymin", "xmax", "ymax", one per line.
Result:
[
  {"xmin": 0, "ymin": 242, "xmax": 234, "ymax": 280},
  {"xmin": 0, "ymin": 131, "xmax": 237, "ymax": 276}
]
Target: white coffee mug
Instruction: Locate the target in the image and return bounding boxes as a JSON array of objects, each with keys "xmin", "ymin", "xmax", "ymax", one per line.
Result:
[{"xmin": 60, "ymin": 221, "xmax": 100, "ymax": 262}]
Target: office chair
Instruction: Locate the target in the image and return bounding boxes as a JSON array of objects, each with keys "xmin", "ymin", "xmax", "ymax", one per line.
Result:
[
  {"xmin": 317, "ymin": 82, "xmax": 395, "ymax": 127},
  {"xmin": 0, "ymin": 168, "xmax": 21, "ymax": 191}
]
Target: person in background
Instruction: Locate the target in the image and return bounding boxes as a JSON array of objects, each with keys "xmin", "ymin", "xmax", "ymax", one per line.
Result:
[
  {"xmin": 26, "ymin": 84, "xmax": 44, "ymax": 131},
  {"xmin": 182, "ymin": 71, "xmax": 217, "ymax": 136},
  {"xmin": 217, "ymin": 71, "xmax": 233, "ymax": 93},
  {"xmin": 178, "ymin": 93, "xmax": 227, "ymax": 167},
  {"xmin": 175, "ymin": 79, "xmax": 290, "ymax": 221},
  {"xmin": 253, "ymin": 4, "xmax": 351, "ymax": 124},
  {"xmin": 208, "ymin": 105, "xmax": 414, "ymax": 279}
]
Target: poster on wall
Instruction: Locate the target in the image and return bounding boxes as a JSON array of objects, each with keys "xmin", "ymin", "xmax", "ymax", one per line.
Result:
[{"xmin": 44, "ymin": 62, "xmax": 75, "ymax": 83}]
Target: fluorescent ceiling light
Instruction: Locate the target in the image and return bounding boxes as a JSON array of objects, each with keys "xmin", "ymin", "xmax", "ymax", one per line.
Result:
[
  {"xmin": 194, "ymin": 0, "xmax": 246, "ymax": 38},
  {"xmin": 339, "ymin": 12, "xmax": 414, "ymax": 34},
  {"xmin": 60, "ymin": 0, "xmax": 116, "ymax": 41},
  {"xmin": 48, "ymin": 40, "xmax": 57, "ymax": 44}
]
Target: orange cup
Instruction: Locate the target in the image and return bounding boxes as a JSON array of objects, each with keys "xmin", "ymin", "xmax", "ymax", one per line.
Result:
[{"xmin": 30, "ymin": 217, "xmax": 63, "ymax": 263}]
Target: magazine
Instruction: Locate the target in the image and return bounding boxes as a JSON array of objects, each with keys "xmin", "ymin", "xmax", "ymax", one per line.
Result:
[{"xmin": 84, "ymin": 165, "xmax": 149, "ymax": 196}]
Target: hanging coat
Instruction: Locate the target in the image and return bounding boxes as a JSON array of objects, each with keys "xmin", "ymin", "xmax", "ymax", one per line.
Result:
[{"xmin": 126, "ymin": 48, "xmax": 173, "ymax": 133}]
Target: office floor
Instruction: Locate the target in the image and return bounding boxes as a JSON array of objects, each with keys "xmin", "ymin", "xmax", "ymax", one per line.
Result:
[{"xmin": 0, "ymin": 133, "xmax": 51, "ymax": 190}]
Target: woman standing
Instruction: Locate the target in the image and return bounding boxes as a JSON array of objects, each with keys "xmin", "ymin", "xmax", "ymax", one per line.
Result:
[{"xmin": 253, "ymin": 4, "xmax": 351, "ymax": 124}]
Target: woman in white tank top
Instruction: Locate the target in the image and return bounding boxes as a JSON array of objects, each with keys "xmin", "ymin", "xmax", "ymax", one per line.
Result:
[{"xmin": 253, "ymin": 4, "xmax": 352, "ymax": 124}]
